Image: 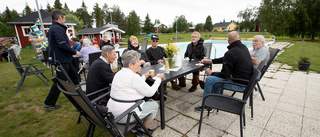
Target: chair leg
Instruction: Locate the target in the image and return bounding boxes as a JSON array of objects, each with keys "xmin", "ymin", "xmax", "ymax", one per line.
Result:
[
  {"xmin": 198, "ymin": 105, "xmax": 205, "ymax": 136},
  {"xmin": 86, "ymin": 123, "xmax": 93, "ymax": 137},
  {"xmin": 257, "ymin": 82, "xmax": 265, "ymax": 101},
  {"xmin": 29, "ymin": 68, "xmax": 49, "ymax": 86},
  {"xmin": 240, "ymin": 114, "xmax": 244, "ymax": 137},
  {"xmin": 90, "ymin": 125, "xmax": 96, "ymax": 137},
  {"xmin": 16, "ymin": 75, "xmax": 26, "ymax": 92},
  {"xmin": 250, "ymin": 93, "xmax": 254, "ymax": 120}
]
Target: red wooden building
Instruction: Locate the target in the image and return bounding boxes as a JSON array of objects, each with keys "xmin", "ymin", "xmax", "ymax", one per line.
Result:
[
  {"xmin": 7, "ymin": 10, "xmax": 76, "ymax": 48},
  {"xmin": 76, "ymin": 26, "xmax": 125, "ymax": 44},
  {"xmin": 154, "ymin": 24, "xmax": 167, "ymax": 33}
]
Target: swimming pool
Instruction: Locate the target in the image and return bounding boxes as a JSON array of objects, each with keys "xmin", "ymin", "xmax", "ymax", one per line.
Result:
[{"xmin": 118, "ymin": 40, "xmax": 274, "ymax": 59}]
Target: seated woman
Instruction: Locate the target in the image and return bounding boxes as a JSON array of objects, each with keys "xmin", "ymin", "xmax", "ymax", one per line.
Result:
[
  {"xmin": 107, "ymin": 50, "xmax": 163, "ymax": 135},
  {"xmin": 79, "ymin": 38, "xmax": 100, "ymax": 69},
  {"xmin": 123, "ymin": 35, "xmax": 150, "ymax": 67}
]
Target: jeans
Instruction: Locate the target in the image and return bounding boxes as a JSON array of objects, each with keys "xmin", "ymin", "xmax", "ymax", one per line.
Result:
[
  {"xmin": 203, "ymin": 76, "xmax": 245, "ymax": 98},
  {"xmin": 44, "ymin": 62, "xmax": 79, "ymax": 106}
]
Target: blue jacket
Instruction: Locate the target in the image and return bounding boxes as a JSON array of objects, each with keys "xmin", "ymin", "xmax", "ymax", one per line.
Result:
[{"xmin": 48, "ymin": 21, "xmax": 76, "ymax": 65}]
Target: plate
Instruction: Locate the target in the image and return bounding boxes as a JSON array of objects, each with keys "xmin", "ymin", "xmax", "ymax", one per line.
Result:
[{"xmin": 196, "ymin": 63, "xmax": 204, "ymax": 66}]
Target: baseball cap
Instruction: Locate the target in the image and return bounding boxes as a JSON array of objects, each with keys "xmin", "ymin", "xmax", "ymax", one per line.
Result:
[{"xmin": 151, "ymin": 35, "xmax": 159, "ymax": 40}]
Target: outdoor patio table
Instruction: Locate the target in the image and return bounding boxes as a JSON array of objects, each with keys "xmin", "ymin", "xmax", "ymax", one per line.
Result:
[{"xmin": 141, "ymin": 60, "xmax": 209, "ymax": 129}]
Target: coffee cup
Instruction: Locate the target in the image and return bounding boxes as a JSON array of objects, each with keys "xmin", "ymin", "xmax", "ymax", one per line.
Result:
[{"xmin": 149, "ymin": 69, "xmax": 154, "ymax": 77}]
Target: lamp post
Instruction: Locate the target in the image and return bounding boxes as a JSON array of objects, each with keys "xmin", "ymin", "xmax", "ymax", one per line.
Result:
[
  {"xmin": 175, "ymin": 16, "xmax": 178, "ymax": 42},
  {"xmin": 107, "ymin": 8, "xmax": 114, "ymax": 44},
  {"xmin": 107, "ymin": 8, "xmax": 113, "ymax": 24}
]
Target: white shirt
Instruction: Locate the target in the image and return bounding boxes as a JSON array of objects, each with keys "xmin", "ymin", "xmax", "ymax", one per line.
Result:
[{"xmin": 107, "ymin": 68, "xmax": 161, "ymax": 117}]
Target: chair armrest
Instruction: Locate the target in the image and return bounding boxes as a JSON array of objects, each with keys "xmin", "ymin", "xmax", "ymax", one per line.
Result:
[
  {"xmin": 226, "ymin": 78, "xmax": 249, "ymax": 83},
  {"xmin": 86, "ymin": 86, "xmax": 110, "ymax": 98},
  {"xmin": 90, "ymin": 92, "xmax": 110, "ymax": 104},
  {"xmin": 114, "ymin": 100, "xmax": 144, "ymax": 123},
  {"xmin": 204, "ymin": 93, "xmax": 246, "ymax": 103},
  {"xmin": 212, "ymin": 81, "xmax": 247, "ymax": 89}
]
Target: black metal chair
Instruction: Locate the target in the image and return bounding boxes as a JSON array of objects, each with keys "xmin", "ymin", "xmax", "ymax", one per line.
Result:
[
  {"xmin": 54, "ymin": 77, "xmax": 151, "ymax": 137},
  {"xmin": 141, "ymin": 39, "xmax": 148, "ymax": 53},
  {"xmin": 88, "ymin": 51, "xmax": 102, "ymax": 68},
  {"xmin": 8, "ymin": 49, "xmax": 49, "ymax": 92},
  {"xmin": 198, "ymin": 69, "xmax": 261, "ymax": 137},
  {"xmin": 202, "ymin": 43, "xmax": 213, "ymax": 81}
]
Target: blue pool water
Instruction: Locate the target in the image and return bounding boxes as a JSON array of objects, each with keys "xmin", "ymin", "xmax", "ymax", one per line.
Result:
[{"xmin": 118, "ymin": 40, "xmax": 274, "ymax": 59}]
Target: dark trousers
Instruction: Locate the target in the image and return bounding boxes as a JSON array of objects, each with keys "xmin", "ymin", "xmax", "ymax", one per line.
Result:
[
  {"xmin": 1, "ymin": 52, "xmax": 8, "ymax": 61},
  {"xmin": 44, "ymin": 62, "xmax": 79, "ymax": 106},
  {"xmin": 179, "ymin": 70, "xmax": 200, "ymax": 86}
]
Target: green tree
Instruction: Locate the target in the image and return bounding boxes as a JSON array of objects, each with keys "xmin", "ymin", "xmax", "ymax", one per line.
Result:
[
  {"xmin": 304, "ymin": 0, "xmax": 320, "ymax": 40},
  {"xmin": 75, "ymin": 1, "xmax": 92, "ymax": 28},
  {"xmin": 46, "ymin": 2, "xmax": 52, "ymax": 13},
  {"xmin": 22, "ymin": 2, "xmax": 32, "ymax": 16},
  {"xmin": 112, "ymin": 5, "xmax": 127, "ymax": 30},
  {"xmin": 287, "ymin": 0, "xmax": 308, "ymax": 41},
  {"xmin": 238, "ymin": 6, "xmax": 257, "ymax": 32},
  {"xmin": 126, "ymin": 10, "xmax": 140, "ymax": 35},
  {"xmin": 65, "ymin": 14, "xmax": 83, "ymax": 32},
  {"xmin": 154, "ymin": 19, "xmax": 160, "ymax": 25},
  {"xmin": 0, "ymin": 22, "xmax": 15, "ymax": 37},
  {"xmin": 195, "ymin": 23, "xmax": 204, "ymax": 31},
  {"xmin": 142, "ymin": 14, "xmax": 154, "ymax": 34},
  {"xmin": 53, "ymin": 0, "xmax": 63, "ymax": 10},
  {"xmin": 173, "ymin": 15, "xmax": 189, "ymax": 32},
  {"xmin": 92, "ymin": 3, "xmax": 103, "ymax": 28},
  {"xmin": 203, "ymin": 15, "xmax": 213, "ymax": 31},
  {"xmin": 63, "ymin": 3, "xmax": 71, "ymax": 13}
]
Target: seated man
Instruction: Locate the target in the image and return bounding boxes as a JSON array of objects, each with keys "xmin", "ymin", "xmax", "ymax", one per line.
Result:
[
  {"xmin": 99, "ymin": 36, "xmax": 114, "ymax": 49},
  {"xmin": 250, "ymin": 35, "xmax": 270, "ymax": 68},
  {"xmin": 195, "ymin": 31, "xmax": 253, "ymax": 112},
  {"xmin": 179, "ymin": 31, "xmax": 206, "ymax": 92},
  {"xmin": 79, "ymin": 38, "xmax": 100, "ymax": 69},
  {"xmin": 146, "ymin": 35, "xmax": 180, "ymax": 91},
  {"xmin": 0, "ymin": 42, "xmax": 9, "ymax": 61},
  {"xmin": 86, "ymin": 45, "xmax": 116, "ymax": 101}
]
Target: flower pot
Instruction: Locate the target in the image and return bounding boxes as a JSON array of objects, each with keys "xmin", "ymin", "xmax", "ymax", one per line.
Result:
[{"xmin": 298, "ymin": 61, "xmax": 311, "ymax": 71}]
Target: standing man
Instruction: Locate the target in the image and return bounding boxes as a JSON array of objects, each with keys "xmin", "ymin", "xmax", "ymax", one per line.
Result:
[
  {"xmin": 99, "ymin": 36, "xmax": 114, "ymax": 49},
  {"xmin": 146, "ymin": 35, "xmax": 180, "ymax": 90},
  {"xmin": 42, "ymin": 9, "xmax": 80, "ymax": 110},
  {"xmin": 86, "ymin": 45, "xmax": 116, "ymax": 100},
  {"xmin": 195, "ymin": 31, "xmax": 253, "ymax": 112},
  {"xmin": 179, "ymin": 31, "xmax": 206, "ymax": 92},
  {"xmin": 250, "ymin": 35, "xmax": 270, "ymax": 68}
]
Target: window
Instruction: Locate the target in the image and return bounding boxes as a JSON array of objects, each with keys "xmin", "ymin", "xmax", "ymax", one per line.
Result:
[{"xmin": 21, "ymin": 26, "xmax": 31, "ymax": 37}]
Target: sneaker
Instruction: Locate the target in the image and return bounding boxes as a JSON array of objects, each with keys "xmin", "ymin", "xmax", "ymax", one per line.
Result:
[
  {"xmin": 54, "ymin": 105, "xmax": 61, "ymax": 109},
  {"xmin": 194, "ymin": 106, "xmax": 213, "ymax": 113},
  {"xmin": 41, "ymin": 104, "xmax": 56, "ymax": 110},
  {"xmin": 199, "ymin": 80, "xmax": 205, "ymax": 89},
  {"xmin": 137, "ymin": 128, "xmax": 154, "ymax": 136},
  {"xmin": 189, "ymin": 85, "xmax": 197, "ymax": 92},
  {"xmin": 171, "ymin": 82, "xmax": 181, "ymax": 90}
]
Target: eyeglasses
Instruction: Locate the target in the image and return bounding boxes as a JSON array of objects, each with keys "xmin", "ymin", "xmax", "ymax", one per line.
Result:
[
  {"xmin": 152, "ymin": 40, "xmax": 158, "ymax": 42},
  {"xmin": 191, "ymin": 36, "xmax": 198, "ymax": 38}
]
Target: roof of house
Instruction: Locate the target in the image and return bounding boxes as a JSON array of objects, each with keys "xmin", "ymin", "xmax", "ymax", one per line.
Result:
[
  {"xmin": 212, "ymin": 22, "xmax": 236, "ymax": 27},
  {"xmin": 7, "ymin": 9, "xmax": 76, "ymax": 25},
  {"xmin": 76, "ymin": 27, "xmax": 125, "ymax": 35},
  {"xmin": 154, "ymin": 23, "xmax": 166, "ymax": 27}
]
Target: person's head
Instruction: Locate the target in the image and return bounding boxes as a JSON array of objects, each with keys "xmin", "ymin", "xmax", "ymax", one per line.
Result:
[
  {"xmin": 11, "ymin": 41, "xmax": 16, "ymax": 44},
  {"xmin": 101, "ymin": 45, "xmax": 116, "ymax": 64},
  {"xmin": 227, "ymin": 31, "xmax": 240, "ymax": 44},
  {"xmin": 121, "ymin": 50, "xmax": 141, "ymax": 72},
  {"xmin": 82, "ymin": 38, "xmax": 91, "ymax": 47},
  {"xmin": 91, "ymin": 37, "xmax": 97, "ymax": 42},
  {"xmin": 129, "ymin": 36, "xmax": 139, "ymax": 48},
  {"xmin": 151, "ymin": 35, "xmax": 159, "ymax": 48},
  {"xmin": 71, "ymin": 38, "xmax": 79, "ymax": 42},
  {"xmin": 79, "ymin": 38, "xmax": 83, "ymax": 45},
  {"xmin": 51, "ymin": 9, "xmax": 66, "ymax": 25},
  {"xmin": 103, "ymin": 36, "xmax": 109, "ymax": 42},
  {"xmin": 191, "ymin": 31, "xmax": 201, "ymax": 44},
  {"xmin": 252, "ymin": 35, "xmax": 265, "ymax": 50}
]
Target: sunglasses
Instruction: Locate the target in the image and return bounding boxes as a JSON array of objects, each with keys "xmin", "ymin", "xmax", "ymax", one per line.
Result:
[{"xmin": 152, "ymin": 40, "xmax": 158, "ymax": 42}]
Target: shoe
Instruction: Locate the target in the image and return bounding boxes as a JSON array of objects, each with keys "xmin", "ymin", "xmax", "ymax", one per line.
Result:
[
  {"xmin": 179, "ymin": 83, "xmax": 186, "ymax": 87},
  {"xmin": 194, "ymin": 106, "xmax": 213, "ymax": 113},
  {"xmin": 171, "ymin": 81, "xmax": 181, "ymax": 90},
  {"xmin": 41, "ymin": 104, "xmax": 56, "ymax": 110},
  {"xmin": 137, "ymin": 128, "xmax": 154, "ymax": 136},
  {"xmin": 199, "ymin": 80, "xmax": 205, "ymax": 89},
  {"xmin": 189, "ymin": 85, "xmax": 197, "ymax": 92},
  {"xmin": 54, "ymin": 105, "xmax": 61, "ymax": 109}
]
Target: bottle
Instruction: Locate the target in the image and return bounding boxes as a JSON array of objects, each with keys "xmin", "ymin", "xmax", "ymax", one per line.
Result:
[
  {"xmin": 164, "ymin": 58, "xmax": 170, "ymax": 74},
  {"xmin": 175, "ymin": 52, "xmax": 182, "ymax": 68}
]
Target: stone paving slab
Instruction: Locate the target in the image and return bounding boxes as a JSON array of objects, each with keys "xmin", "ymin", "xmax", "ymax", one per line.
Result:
[{"xmin": 151, "ymin": 42, "xmax": 320, "ymax": 137}]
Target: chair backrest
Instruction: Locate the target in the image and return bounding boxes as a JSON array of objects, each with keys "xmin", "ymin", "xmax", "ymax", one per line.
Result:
[
  {"xmin": 257, "ymin": 60, "xmax": 267, "ymax": 79},
  {"xmin": 89, "ymin": 51, "xmax": 101, "ymax": 67},
  {"xmin": 141, "ymin": 39, "xmax": 148, "ymax": 53},
  {"xmin": 263, "ymin": 47, "xmax": 279, "ymax": 76},
  {"xmin": 116, "ymin": 51, "xmax": 123, "ymax": 70},
  {"xmin": 8, "ymin": 49, "xmax": 24, "ymax": 75},
  {"xmin": 203, "ymin": 43, "xmax": 212, "ymax": 59},
  {"xmin": 242, "ymin": 69, "xmax": 261, "ymax": 101}
]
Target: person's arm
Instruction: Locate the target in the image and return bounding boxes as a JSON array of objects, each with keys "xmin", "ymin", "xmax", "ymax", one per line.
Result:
[
  {"xmin": 132, "ymin": 74, "xmax": 161, "ymax": 97},
  {"xmin": 100, "ymin": 65, "xmax": 115, "ymax": 84},
  {"xmin": 54, "ymin": 28, "xmax": 76, "ymax": 55},
  {"xmin": 212, "ymin": 53, "xmax": 233, "ymax": 78},
  {"xmin": 252, "ymin": 57, "xmax": 259, "ymax": 65},
  {"xmin": 211, "ymin": 57, "xmax": 224, "ymax": 64}
]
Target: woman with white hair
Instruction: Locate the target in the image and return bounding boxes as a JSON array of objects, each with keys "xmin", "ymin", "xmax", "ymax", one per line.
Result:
[
  {"xmin": 250, "ymin": 35, "xmax": 270, "ymax": 68},
  {"xmin": 79, "ymin": 38, "xmax": 100, "ymax": 69},
  {"xmin": 107, "ymin": 50, "xmax": 163, "ymax": 135}
]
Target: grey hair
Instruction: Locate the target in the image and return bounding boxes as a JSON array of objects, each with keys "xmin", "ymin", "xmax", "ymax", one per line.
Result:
[
  {"xmin": 101, "ymin": 45, "xmax": 115, "ymax": 57},
  {"xmin": 121, "ymin": 50, "xmax": 141, "ymax": 67},
  {"xmin": 82, "ymin": 38, "xmax": 91, "ymax": 46},
  {"xmin": 254, "ymin": 35, "xmax": 265, "ymax": 44},
  {"xmin": 192, "ymin": 31, "xmax": 201, "ymax": 38},
  {"xmin": 51, "ymin": 9, "xmax": 65, "ymax": 21}
]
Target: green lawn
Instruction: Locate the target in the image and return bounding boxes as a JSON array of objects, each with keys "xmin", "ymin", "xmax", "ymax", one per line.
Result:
[{"xmin": 0, "ymin": 33, "xmax": 319, "ymax": 136}]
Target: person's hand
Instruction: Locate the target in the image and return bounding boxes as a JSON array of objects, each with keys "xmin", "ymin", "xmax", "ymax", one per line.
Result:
[
  {"xmin": 200, "ymin": 59, "xmax": 212, "ymax": 64},
  {"xmin": 75, "ymin": 51, "xmax": 80, "ymax": 57},
  {"xmin": 157, "ymin": 59, "xmax": 164, "ymax": 64},
  {"xmin": 156, "ymin": 73, "xmax": 164, "ymax": 80},
  {"xmin": 144, "ymin": 72, "xmax": 151, "ymax": 78},
  {"xmin": 205, "ymin": 69, "xmax": 212, "ymax": 76},
  {"xmin": 140, "ymin": 60, "xmax": 146, "ymax": 65}
]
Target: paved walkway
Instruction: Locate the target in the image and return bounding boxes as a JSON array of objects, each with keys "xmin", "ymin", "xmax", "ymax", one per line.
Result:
[{"xmin": 149, "ymin": 42, "xmax": 320, "ymax": 137}]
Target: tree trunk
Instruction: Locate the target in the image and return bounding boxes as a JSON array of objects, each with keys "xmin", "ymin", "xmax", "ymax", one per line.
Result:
[
  {"xmin": 311, "ymin": 34, "xmax": 315, "ymax": 40},
  {"xmin": 301, "ymin": 34, "xmax": 305, "ymax": 41}
]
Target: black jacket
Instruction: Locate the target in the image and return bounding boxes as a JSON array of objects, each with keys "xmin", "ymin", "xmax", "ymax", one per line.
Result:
[
  {"xmin": 99, "ymin": 40, "xmax": 114, "ymax": 49},
  {"xmin": 123, "ymin": 39, "xmax": 149, "ymax": 62},
  {"xmin": 48, "ymin": 21, "xmax": 76, "ymax": 65},
  {"xmin": 184, "ymin": 38, "xmax": 206, "ymax": 61},
  {"xmin": 146, "ymin": 46, "xmax": 167, "ymax": 65},
  {"xmin": 86, "ymin": 58, "xmax": 114, "ymax": 100},
  {"xmin": 211, "ymin": 40, "xmax": 253, "ymax": 84}
]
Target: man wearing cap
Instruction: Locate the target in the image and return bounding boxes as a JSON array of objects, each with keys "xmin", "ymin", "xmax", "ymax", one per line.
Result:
[{"xmin": 146, "ymin": 35, "xmax": 180, "ymax": 90}]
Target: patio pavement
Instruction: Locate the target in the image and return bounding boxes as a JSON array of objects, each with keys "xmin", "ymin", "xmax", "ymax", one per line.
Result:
[{"xmin": 148, "ymin": 42, "xmax": 320, "ymax": 137}]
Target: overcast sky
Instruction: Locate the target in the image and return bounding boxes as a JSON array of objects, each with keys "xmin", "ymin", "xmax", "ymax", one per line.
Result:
[{"xmin": 1, "ymin": 0, "xmax": 262, "ymax": 26}]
